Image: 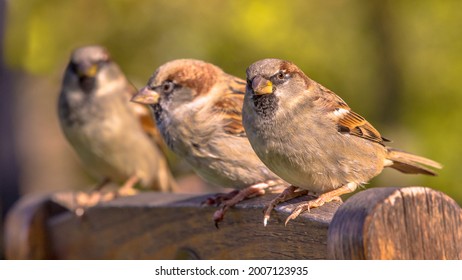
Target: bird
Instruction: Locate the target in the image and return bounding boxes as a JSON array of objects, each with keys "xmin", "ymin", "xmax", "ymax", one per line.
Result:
[
  {"xmin": 242, "ymin": 58, "xmax": 442, "ymax": 225},
  {"xmin": 58, "ymin": 45, "xmax": 176, "ymax": 213},
  {"xmin": 131, "ymin": 59, "xmax": 287, "ymax": 226}
]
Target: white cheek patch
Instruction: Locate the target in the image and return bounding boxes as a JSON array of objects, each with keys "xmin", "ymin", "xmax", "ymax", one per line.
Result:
[{"xmin": 334, "ymin": 108, "xmax": 349, "ymax": 117}]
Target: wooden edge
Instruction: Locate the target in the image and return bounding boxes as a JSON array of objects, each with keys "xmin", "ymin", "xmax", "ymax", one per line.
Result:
[
  {"xmin": 5, "ymin": 191, "xmax": 341, "ymax": 259},
  {"xmin": 327, "ymin": 186, "xmax": 462, "ymax": 260},
  {"xmin": 49, "ymin": 191, "xmax": 339, "ymax": 226},
  {"xmin": 4, "ymin": 193, "xmax": 67, "ymax": 259}
]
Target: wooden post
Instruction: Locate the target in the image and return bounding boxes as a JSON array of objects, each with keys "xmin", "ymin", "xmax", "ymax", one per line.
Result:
[{"xmin": 327, "ymin": 187, "xmax": 462, "ymax": 259}]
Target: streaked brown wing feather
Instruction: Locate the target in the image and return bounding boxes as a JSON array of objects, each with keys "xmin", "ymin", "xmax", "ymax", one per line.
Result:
[
  {"xmin": 317, "ymin": 85, "xmax": 388, "ymax": 144},
  {"xmin": 213, "ymin": 76, "xmax": 246, "ymax": 137},
  {"xmin": 337, "ymin": 110, "xmax": 385, "ymax": 144}
]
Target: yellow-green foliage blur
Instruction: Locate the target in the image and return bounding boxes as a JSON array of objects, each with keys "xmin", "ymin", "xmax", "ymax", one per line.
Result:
[{"xmin": 4, "ymin": 0, "xmax": 462, "ymax": 203}]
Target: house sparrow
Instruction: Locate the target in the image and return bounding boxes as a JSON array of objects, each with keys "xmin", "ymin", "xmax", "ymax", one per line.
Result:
[
  {"xmin": 131, "ymin": 59, "xmax": 287, "ymax": 226},
  {"xmin": 243, "ymin": 58, "xmax": 442, "ymax": 225},
  {"xmin": 58, "ymin": 45, "xmax": 176, "ymax": 212}
]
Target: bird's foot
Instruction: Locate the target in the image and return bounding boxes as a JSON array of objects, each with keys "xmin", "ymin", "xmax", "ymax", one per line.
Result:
[
  {"xmin": 284, "ymin": 196, "xmax": 338, "ymax": 226},
  {"xmin": 284, "ymin": 183, "xmax": 357, "ymax": 225},
  {"xmin": 213, "ymin": 182, "xmax": 269, "ymax": 228},
  {"xmin": 116, "ymin": 174, "xmax": 140, "ymax": 197},
  {"xmin": 202, "ymin": 190, "xmax": 240, "ymax": 206},
  {"xmin": 73, "ymin": 190, "xmax": 116, "ymax": 217},
  {"xmin": 73, "ymin": 175, "xmax": 140, "ymax": 217},
  {"xmin": 263, "ymin": 185, "xmax": 309, "ymax": 226}
]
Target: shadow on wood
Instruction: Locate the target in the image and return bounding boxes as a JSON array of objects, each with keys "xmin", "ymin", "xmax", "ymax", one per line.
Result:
[{"xmin": 4, "ymin": 186, "xmax": 461, "ymax": 259}]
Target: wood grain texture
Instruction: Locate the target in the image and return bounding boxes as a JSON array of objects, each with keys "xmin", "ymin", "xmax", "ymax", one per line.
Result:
[
  {"xmin": 6, "ymin": 192, "xmax": 340, "ymax": 259},
  {"xmin": 327, "ymin": 186, "xmax": 462, "ymax": 259}
]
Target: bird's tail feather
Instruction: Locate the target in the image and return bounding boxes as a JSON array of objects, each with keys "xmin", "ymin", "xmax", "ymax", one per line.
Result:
[{"xmin": 386, "ymin": 148, "xmax": 442, "ymax": 176}]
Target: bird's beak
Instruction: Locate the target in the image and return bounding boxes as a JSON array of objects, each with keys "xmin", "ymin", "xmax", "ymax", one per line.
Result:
[
  {"xmin": 131, "ymin": 86, "xmax": 160, "ymax": 105},
  {"xmin": 251, "ymin": 76, "xmax": 273, "ymax": 95},
  {"xmin": 77, "ymin": 63, "xmax": 99, "ymax": 78}
]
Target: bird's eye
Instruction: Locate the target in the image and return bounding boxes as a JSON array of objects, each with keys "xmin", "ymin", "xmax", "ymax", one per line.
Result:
[
  {"xmin": 276, "ymin": 71, "xmax": 285, "ymax": 80},
  {"xmin": 162, "ymin": 81, "xmax": 175, "ymax": 93}
]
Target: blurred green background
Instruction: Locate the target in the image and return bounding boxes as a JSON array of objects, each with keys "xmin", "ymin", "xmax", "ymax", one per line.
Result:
[{"xmin": 1, "ymin": 0, "xmax": 461, "ymax": 228}]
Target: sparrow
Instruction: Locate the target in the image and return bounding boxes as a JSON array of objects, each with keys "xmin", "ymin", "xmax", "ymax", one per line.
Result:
[
  {"xmin": 58, "ymin": 45, "xmax": 176, "ymax": 212},
  {"xmin": 131, "ymin": 59, "xmax": 287, "ymax": 226},
  {"xmin": 242, "ymin": 58, "xmax": 442, "ymax": 225}
]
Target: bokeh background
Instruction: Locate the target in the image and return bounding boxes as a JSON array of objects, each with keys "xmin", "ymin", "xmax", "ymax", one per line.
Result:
[{"xmin": 1, "ymin": 0, "xmax": 461, "ymax": 257}]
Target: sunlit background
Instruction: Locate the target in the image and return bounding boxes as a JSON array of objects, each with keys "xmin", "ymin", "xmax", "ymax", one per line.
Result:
[{"xmin": 1, "ymin": 0, "xmax": 462, "ymax": 257}]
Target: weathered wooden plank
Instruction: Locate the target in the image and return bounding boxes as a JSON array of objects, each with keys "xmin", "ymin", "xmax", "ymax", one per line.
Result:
[
  {"xmin": 6, "ymin": 192, "xmax": 340, "ymax": 259},
  {"xmin": 327, "ymin": 186, "xmax": 462, "ymax": 259}
]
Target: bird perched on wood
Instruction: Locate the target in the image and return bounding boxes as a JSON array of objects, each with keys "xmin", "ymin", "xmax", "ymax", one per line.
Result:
[
  {"xmin": 131, "ymin": 59, "xmax": 287, "ymax": 226},
  {"xmin": 58, "ymin": 45, "xmax": 176, "ymax": 212},
  {"xmin": 242, "ymin": 58, "xmax": 442, "ymax": 225}
]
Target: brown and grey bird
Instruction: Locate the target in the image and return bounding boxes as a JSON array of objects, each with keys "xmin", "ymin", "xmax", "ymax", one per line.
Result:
[
  {"xmin": 58, "ymin": 45, "xmax": 176, "ymax": 211},
  {"xmin": 131, "ymin": 59, "xmax": 287, "ymax": 226},
  {"xmin": 242, "ymin": 58, "xmax": 442, "ymax": 225}
]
